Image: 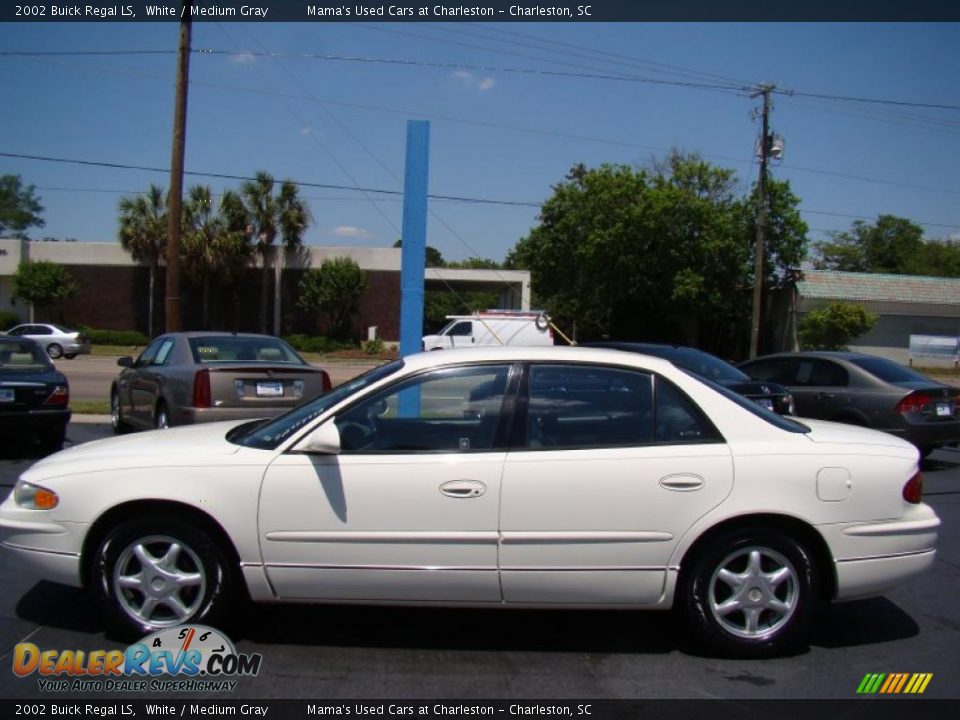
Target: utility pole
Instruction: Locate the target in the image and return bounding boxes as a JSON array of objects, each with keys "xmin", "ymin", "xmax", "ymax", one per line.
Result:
[
  {"xmin": 748, "ymin": 83, "xmax": 774, "ymax": 359},
  {"xmin": 165, "ymin": 7, "xmax": 191, "ymax": 332}
]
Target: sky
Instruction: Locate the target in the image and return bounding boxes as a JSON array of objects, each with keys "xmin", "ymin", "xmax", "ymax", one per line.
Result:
[{"xmin": 1, "ymin": 19, "xmax": 958, "ymax": 265}]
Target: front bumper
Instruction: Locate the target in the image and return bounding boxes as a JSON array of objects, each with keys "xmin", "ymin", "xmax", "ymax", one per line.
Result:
[{"xmin": 0, "ymin": 506, "xmax": 87, "ymax": 588}]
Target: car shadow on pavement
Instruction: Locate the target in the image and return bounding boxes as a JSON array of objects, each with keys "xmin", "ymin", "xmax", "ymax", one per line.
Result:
[
  {"xmin": 15, "ymin": 582, "xmax": 105, "ymax": 635},
  {"xmin": 810, "ymin": 597, "xmax": 919, "ymax": 649}
]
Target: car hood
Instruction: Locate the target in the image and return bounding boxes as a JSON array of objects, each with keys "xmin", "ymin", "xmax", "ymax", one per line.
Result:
[
  {"xmin": 799, "ymin": 417, "xmax": 917, "ymax": 454},
  {"xmin": 23, "ymin": 421, "xmax": 244, "ymax": 481}
]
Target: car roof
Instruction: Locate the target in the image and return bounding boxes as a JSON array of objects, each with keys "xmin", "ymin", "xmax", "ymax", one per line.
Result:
[
  {"xmin": 156, "ymin": 331, "xmax": 288, "ymax": 340},
  {"xmin": 747, "ymin": 351, "xmax": 876, "ymax": 362},
  {"xmin": 399, "ymin": 345, "xmax": 678, "ymax": 374}
]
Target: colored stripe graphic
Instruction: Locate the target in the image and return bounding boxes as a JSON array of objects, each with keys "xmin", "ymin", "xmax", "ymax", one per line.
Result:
[{"xmin": 857, "ymin": 673, "xmax": 932, "ymax": 694}]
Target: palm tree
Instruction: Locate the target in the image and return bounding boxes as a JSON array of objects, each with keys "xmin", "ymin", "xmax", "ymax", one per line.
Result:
[
  {"xmin": 118, "ymin": 185, "xmax": 167, "ymax": 337},
  {"xmin": 239, "ymin": 172, "xmax": 310, "ymax": 334}
]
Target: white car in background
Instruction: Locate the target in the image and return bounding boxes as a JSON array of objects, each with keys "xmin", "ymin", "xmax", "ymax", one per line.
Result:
[
  {"xmin": 4, "ymin": 323, "xmax": 90, "ymax": 359},
  {"xmin": 0, "ymin": 347, "xmax": 939, "ymax": 657}
]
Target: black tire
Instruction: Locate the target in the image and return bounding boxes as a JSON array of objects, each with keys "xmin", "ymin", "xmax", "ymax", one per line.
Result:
[
  {"xmin": 154, "ymin": 401, "xmax": 170, "ymax": 429},
  {"xmin": 47, "ymin": 343, "xmax": 63, "ymax": 359},
  {"xmin": 110, "ymin": 389, "xmax": 130, "ymax": 434},
  {"xmin": 95, "ymin": 516, "xmax": 233, "ymax": 639},
  {"xmin": 679, "ymin": 528, "xmax": 820, "ymax": 658}
]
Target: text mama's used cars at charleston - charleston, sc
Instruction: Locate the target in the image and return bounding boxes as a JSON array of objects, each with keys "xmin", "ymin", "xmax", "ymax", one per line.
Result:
[{"xmin": 0, "ymin": 347, "xmax": 940, "ymax": 657}]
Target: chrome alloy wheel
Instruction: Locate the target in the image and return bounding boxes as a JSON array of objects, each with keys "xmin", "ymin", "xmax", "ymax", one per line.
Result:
[
  {"xmin": 707, "ymin": 546, "xmax": 799, "ymax": 640},
  {"xmin": 112, "ymin": 535, "xmax": 207, "ymax": 627}
]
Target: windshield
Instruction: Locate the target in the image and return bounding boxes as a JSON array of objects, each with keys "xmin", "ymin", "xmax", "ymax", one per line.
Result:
[
  {"xmin": 686, "ymin": 370, "xmax": 809, "ymax": 433},
  {"xmin": 0, "ymin": 342, "xmax": 52, "ymax": 370},
  {"xmin": 233, "ymin": 360, "xmax": 403, "ymax": 450}
]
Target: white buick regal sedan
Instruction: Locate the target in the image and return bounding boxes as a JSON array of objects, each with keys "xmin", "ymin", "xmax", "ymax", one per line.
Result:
[{"xmin": 0, "ymin": 347, "xmax": 940, "ymax": 657}]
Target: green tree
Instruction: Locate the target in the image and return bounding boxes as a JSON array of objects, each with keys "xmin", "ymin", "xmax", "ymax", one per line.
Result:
[
  {"xmin": 798, "ymin": 301, "xmax": 877, "ymax": 350},
  {"xmin": 0, "ymin": 175, "xmax": 45, "ymax": 239},
  {"xmin": 508, "ymin": 153, "xmax": 807, "ymax": 348},
  {"xmin": 181, "ymin": 186, "xmax": 254, "ymax": 329},
  {"xmin": 297, "ymin": 257, "xmax": 368, "ymax": 339},
  {"xmin": 240, "ymin": 172, "xmax": 310, "ymax": 334},
  {"xmin": 118, "ymin": 185, "xmax": 167, "ymax": 337},
  {"xmin": 813, "ymin": 215, "xmax": 925, "ymax": 274},
  {"xmin": 12, "ymin": 260, "xmax": 78, "ymax": 322}
]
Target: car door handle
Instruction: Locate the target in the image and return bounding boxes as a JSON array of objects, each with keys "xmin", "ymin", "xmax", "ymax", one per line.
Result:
[
  {"xmin": 659, "ymin": 474, "xmax": 705, "ymax": 492},
  {"xmin": 440, "ymin": 480, "xmax": 487, "ymax": 498}
]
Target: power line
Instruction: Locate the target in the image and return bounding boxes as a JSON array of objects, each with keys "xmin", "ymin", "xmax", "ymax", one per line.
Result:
[{"xmin": 0, "ymin": 151, "xmax": 543, "ymax": 208}]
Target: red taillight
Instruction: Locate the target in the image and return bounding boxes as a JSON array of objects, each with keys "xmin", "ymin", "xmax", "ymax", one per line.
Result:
[
  {"xmin": 896, "ymin": 392, "xmax": 932, "ymax": 414},
  {"xmin": 321, "ymin": 371, "xmax": 332, "ymax": 394},
  {"xmin": 44, "ymin": 385, "xmax": 69, "ymax": 406},
  {"xmin": 903, "ymin": 471, "xmax": 923, "ymax": 504},
  {"xmin": 192, "ymin": 369, "xmax": 212, "ymax": 408}
]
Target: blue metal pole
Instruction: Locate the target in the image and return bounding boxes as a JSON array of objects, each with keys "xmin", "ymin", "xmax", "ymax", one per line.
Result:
[
  {"xmin": 398, "ymin": 120, "xmax": 430, "ymax": 358},
  {"xmin": 398, "ymin": 121, "xmax": 429, "ymax": 417}
]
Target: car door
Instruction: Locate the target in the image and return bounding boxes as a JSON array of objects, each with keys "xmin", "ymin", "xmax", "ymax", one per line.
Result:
[
  {"xmin": 499, "ymin": 363, "xmax": 734, "ymax": 606},
  {"xmin": 123, "ymin": 337, "xmax": 175, "ymax": 425},
  {"xmin": 787, "ymin": 358, "xmax": 852, "ymax": 420},
  {"xmin": 257, "ymin": 363, "xmax": 515, "ymax": 603}
]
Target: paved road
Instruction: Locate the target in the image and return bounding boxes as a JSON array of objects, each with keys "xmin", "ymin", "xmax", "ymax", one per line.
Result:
[
  {"xmin": 0, "ymin": 423, "xmax": 958, "ymax": 700},
  {"xmin": 56, "ymin": 354, "xmax": 382, "ymax": 402}
]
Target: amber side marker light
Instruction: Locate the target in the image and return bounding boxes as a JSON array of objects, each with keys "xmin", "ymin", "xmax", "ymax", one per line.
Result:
[{"xmin": 14, "ymin": 482, "xmax": 59, "ymax": 510}]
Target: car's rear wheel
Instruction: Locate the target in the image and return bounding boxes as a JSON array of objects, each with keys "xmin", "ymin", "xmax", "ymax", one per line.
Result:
[
  {"xmin": 43, "ymin": 427, "xmax": 66, "ymax": 454},
  {"xmin": 110, "ymin": 390, "xmax": 129, "ymax": 434},
  {"xmin": 154, "ymin": 401, "xmax": 170, "ymax": 429},
  {"xmin": 679, "ymin": 528, "xmax": 819, "ymax": 658},
  {"xmin": 95, "ymin": 517, "xmax": 233, "ymax": 638},
  {"xmin": 47, "ymin": 343, "xmax": 63, "ymax": 359}
]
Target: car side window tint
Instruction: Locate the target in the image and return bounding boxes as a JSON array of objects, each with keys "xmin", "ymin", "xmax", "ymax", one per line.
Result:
[
  {"xmin": 744, "ymin": 358, "xmax": 794, "ymax": 384},
  {"xmin": 335, "ymin": 364, "xmax": 512, "ymax": 454},
  {"xmin": 654, "ymin": 378, "xmax": 723, "ymax": 444},
  {"xmin": 152, "ymin": 339, "xmax": 176, "ymax": 366},
  {"xmin": 7, "ymin": 327, "xmax": 24, "ymax": 336},
  {"xmin": 448, "ymin": 322, "xmax": 473, "ymax": 337},
  {"xmin": 525, "ymin": 365, "xmax": 654, "ymax": 449},
  {"xmin": 136, "ymin": 339, "xmax": 164, "ymax": 367},
  {"xmin": 810, "ymin": 359, "xmax": 848, "ymax": 387}
]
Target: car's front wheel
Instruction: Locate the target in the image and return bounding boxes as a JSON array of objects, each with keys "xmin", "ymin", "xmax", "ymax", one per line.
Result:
[
  {"xmin": 110, "ymin": 389, "xmax": 129, "ymax": 434},
  {"xmin": 95, "ymin": 517, "xmax": 233, "ymax": 638},
  {"xmin": 154, "ymin": 401, "xmax": 170, "ymax": 429},
  {"xmin": 46, "ymin": 343, "xmax": 63, "ymax": 359},
  {"xmin": 679, "ymin": 528, "xmax": 819, "ymax": 658}
]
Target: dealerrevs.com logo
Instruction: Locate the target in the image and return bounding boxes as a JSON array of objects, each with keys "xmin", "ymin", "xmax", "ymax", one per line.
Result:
[
  {"xmin": 13, "ymin": 625, "xmax": 262, "ymax": 693},
  {"xmin": 857, "ymin": 673, "xmax": 934, "ymax": 695}
]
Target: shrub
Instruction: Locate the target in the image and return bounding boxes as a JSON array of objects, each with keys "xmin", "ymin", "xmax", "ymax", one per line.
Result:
[
  {"xmin": 283, "ymin": 334, "xmax": 356, "ymax": 354},
  {"xmin": 361, "ymin": 337, "xmax": 384, "ymax": 355},
  {"xmin": 77, "ymin": 326, "xmax": 149, "ymax": 346},
  {"xmin": 798, "ymin": 302, "xmax": 877, "ymax": 351},
  {"xmin": 0, "ymin": 311, "xmax": 20, "ymax": 331}
]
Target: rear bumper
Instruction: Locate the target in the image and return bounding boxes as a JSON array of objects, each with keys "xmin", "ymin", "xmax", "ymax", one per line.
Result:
[
  {"xmin": 174, "ymin": 405, "xmax": 288, "ymax": 425},
  {"xmin": 819, "ymin": 503, "xmax": 940, "ymax": 601},
  {"xmin": 882, "ymin": 421, "xmax": 960, "ymax": 449},
  {"xmin": 0, "ymin": 408, "xmax": 70, "ymax": 433}
]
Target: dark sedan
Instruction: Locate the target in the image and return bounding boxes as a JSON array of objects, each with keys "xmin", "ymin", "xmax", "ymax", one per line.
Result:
[
  {"xmin": 738, "ymin": 351, "xmax": 960, "ymax": 455},
  {"xmin": 111, "ymin": 332, "xmax": 332, "ymax": 432},
  {"xmin": 0, "ymin": 336, "xmax": 71, "ymax": 453},
  {"xmin": 587, "ymin": 342, "xmax": 795, "ymax": 415}
]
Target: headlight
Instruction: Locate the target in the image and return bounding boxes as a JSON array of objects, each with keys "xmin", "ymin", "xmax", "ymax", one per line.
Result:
[{"xmin": 14, "ymin": 481, "xmax": 59, "ymax": 510}]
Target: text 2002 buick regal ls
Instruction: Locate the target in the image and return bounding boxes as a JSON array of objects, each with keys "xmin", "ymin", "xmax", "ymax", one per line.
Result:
[{"xmin": 0, "ymin": 347, "xmax": 940, "ymax": 657}]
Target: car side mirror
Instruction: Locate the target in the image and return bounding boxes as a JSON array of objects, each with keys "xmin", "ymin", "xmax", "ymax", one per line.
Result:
[
  {"xmin": 293, "ymin": 421, "xmax": 341, "ymax": 455},
  {"xmin": 117, "ymin": 356, "xmax": 134, "ymax": 368}
]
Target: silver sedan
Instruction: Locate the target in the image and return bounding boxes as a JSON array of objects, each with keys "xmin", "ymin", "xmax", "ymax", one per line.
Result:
[{"xmin": 110, "ymin": 332, "xmax": 331, "ymax": 432}]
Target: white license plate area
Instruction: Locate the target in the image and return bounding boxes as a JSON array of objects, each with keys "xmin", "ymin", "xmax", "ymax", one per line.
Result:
[
  {"xmin": 756, "ymin": 398, "xmax": 775, "ymax": 411},
  {"xmin": 0, "ymin": 388, "xmax": 14, "ymax": 403},
  {"xmin": 256, "ymin": 381, "xmax": 284, "ymax": 398},
  {"xmin": 936, "ymin": 402, "xmax": 952, "ymax": 417}
]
